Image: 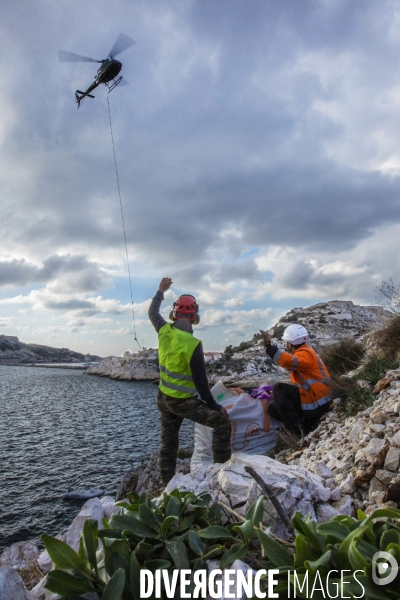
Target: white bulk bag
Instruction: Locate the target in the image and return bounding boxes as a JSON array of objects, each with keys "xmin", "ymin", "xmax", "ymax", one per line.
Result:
[{"xmin": 190, "ymin": 381, "xmax": 281, "ymax": 473}]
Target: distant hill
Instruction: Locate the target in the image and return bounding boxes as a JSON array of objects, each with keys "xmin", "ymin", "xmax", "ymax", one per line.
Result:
[
  {"xmin": 267, "ymin": 300, "xmax": 390, "ymax": 346},
  {"xmin": 0, "ymin": 335, "xmax": 102, "ymax": 365}
]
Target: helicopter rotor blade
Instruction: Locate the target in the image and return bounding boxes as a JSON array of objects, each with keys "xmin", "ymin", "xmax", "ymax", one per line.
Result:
[
  {"xmin": 108, "ymin": 33, "xmax": 136, "ymax": 58},
  {"xmin": 58, "ymin": 50, "xmax": 101, "ymax": 63}
]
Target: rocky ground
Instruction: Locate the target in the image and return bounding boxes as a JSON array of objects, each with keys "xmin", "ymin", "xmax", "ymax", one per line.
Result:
[
  {"xmin": 0, "ymin": 335, "xmax": 101, "ymax": 365},
  {"xmin": 275, "ymin": 367, "xmax": 400, "ymax": 517}
]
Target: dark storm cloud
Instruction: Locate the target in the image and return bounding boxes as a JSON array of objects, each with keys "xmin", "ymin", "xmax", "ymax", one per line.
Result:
[
  {"xmin": 43, "ymin": 299, "xmax": 96, "ymax": 311},
  {"xmin": 0, "ymin": 255, "xmax": 109, "ymax": 291}
]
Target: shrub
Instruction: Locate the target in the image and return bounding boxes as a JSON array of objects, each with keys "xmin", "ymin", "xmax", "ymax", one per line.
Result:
[
  {"xmin": 375, "ymin": 315, "xmax": 400, "ymax": 361},
  {"xmin": 319, "ymin": 338, "xmax": 365, "ymax": 376},
  {"xmin": 42, "ymin": 490, "xmax": 266, "ymax": 600},
  {"xmin": 257, "ymin": 507, "xmax": 400, "ymax": 598},
  {"xmin": 41, "ymin": 491, "xmax": 400, "ymax": 600},
  {"xmin": 329, "ymin": 373, "xmax": 374, "ymax": 417},
  {"xmin": 358, "ymin": 354, "xmax": 399, "ymax": 386}
]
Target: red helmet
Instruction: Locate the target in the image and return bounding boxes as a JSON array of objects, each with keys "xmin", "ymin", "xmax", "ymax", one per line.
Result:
[{"xmin": 169, "ymin": 294, "xmax": 200, "ymax": 324}]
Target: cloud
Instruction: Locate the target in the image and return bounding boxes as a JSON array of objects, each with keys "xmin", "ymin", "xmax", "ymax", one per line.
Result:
[
  {"xmin": 2, "ymin": 0, "xmax": 400, "ymax": 354},
  {"xmin": 0, "ymin": 255, "xmax": 110, "ymax": 291}
]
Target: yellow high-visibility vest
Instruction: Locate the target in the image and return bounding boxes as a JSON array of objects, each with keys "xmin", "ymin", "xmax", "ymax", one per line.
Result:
[{"xmin": 158, "ymin": 323, "xmax": 200, "ymax": 398}]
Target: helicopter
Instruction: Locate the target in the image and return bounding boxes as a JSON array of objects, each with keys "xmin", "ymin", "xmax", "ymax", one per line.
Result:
[{"xmin": 58, "ymin": 33, "xmax": 136, "ymax": 108}]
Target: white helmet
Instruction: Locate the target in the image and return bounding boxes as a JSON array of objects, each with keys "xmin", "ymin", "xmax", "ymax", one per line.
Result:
[{"xmin": 282, "ymin": 324, "xmax": 309, "ymax": 345}]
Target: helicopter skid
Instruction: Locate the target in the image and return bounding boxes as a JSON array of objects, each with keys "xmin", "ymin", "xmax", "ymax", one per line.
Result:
[{"xmin": 107, "ymin": 76, "xmax": 123, "ymax": 93}]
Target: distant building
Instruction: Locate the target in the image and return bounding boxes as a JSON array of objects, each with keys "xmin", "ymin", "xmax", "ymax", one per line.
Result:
[{"xmin": 203, "ymin": 352, "xmax": 223, "ymax": 363}]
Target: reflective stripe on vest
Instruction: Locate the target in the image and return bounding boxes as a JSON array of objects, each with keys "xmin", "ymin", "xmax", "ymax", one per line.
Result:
[
  {"xmin": 158, "ymin": 323, "xmax": 200, "ymax": 399},
  {"xmin": 301, "ymin": 395, "xmax": 332, "ymax": 411}
]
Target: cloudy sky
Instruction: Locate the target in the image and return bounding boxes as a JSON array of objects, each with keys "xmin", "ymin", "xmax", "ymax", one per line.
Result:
[{"xmin": 1, "ymin": 0, "xmax": 400, "ymax": 356}]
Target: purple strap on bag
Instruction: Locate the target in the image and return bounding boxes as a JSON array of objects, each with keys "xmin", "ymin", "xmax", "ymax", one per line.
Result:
[{"xmin": 249, "ymin": 385, "xmax": 274, "ymax": 402}]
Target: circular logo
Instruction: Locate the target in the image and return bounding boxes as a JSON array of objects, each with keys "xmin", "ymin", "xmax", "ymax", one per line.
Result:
[{"xmin": 372, "ymin": 551, "xmax": 399, "ymax": 586}]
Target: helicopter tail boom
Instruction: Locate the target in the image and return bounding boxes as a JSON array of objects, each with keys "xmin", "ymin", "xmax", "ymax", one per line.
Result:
[{"xmin": 75, "ymin": 90, "xmax": 95, "ymax": 108}]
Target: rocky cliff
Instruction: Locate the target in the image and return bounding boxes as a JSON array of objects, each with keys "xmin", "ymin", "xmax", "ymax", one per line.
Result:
[
  {"xmin": 85, "ymin": 300, "xmax": 391, "ymax": 384},
  {"xmin": 0, "ymin": 335, "xmax": 101, "ymax": 365}
]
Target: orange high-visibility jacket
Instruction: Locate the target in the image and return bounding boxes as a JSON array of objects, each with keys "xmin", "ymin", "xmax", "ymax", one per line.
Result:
[{"xmin": 273, "ymin": 344, "xmax": 331, "ymax": 411}]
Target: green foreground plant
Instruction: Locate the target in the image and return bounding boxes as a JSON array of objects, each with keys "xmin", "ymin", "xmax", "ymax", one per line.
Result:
[{"xmin": 42, "ymin": 490, "xmax": 400, "ymax": 600}]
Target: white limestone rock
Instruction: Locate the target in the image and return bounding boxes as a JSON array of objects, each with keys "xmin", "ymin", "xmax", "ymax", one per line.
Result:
[
  {"xmin": 363, "ymin": 438, "xmax": 386, "ymax": 463},
  {"xmin": 384, "ymin": 447, "xmax": 400, "ymax": 471},
  {"xmin": 0, "ymin": 568, "xmax": 35, "ymax": 600},
  {"xmin": 391, "ymin": 430, "xmax": 400, "ymax": 447},
  {"xmin": 100, "ymin": 496, "xmax": 119, "ymax": 520},
  {"xmin": 0, "ymin": 543, "xmax": 39, "ymax": 570},
  {"xmin": 164, "ymin": 453, "xmax": 339, "ymax": 539},
  {"xmin": 349, "ymin": 420, "xmax": 367, "ymax": 441},
  {"xmin": 62, "ymin": 498, "xmax": 103, "ymax": 552}
]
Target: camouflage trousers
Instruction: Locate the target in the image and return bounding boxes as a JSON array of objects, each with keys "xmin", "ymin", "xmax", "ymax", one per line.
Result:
[{"xmin": 156, "ymin": 390, "xmax": 231, "ymax": 484}]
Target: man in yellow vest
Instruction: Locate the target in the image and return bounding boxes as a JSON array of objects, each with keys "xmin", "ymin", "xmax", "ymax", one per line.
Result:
[
  {"xmin": 149, "ymin": 277, "xmax": 231, "ymax": 484},
  {"xmin": 261, "ymin": 324, "xmax": 332, "ymax": 435}
]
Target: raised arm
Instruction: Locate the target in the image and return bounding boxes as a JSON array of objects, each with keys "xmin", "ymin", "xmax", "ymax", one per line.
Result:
[{"xmin": 148, "ymin": 277, "xmax": 173, "ymax": 333}]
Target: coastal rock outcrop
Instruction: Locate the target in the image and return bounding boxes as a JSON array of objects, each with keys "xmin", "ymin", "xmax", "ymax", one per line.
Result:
[
  {"xmin": 0, "ymin": 335, "xmax": 101, "ymax": 366},
  {"xmin": 84, "ymin": 348, "xmax": 159, "ymax": 380}
]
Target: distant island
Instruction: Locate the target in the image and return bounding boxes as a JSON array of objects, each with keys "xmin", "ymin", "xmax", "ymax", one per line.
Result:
[{"xmin": 0, "ymin": 335, "xmax": 101, "ymax": 366}]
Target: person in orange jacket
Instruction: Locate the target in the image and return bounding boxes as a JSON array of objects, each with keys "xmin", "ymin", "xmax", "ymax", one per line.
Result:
[{"xmin": 261, "ymin": 324, "xmax": 332, "ymax": 435}]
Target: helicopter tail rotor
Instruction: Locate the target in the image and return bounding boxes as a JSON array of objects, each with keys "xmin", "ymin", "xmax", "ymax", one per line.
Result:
[{"xmin": 107, "ymin": 33, "xmax": 136, "ymax": 58}]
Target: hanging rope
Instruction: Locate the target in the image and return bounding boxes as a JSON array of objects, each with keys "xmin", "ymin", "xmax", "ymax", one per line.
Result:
[{"xmin": 107, "ymin": 96, "xmax": 142, "ymax": 351}]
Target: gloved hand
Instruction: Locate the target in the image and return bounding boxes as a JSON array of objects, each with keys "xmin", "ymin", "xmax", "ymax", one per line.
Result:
[{"xmin": 260, "ymin": 329, "xmax": 272, "ymax": 348}]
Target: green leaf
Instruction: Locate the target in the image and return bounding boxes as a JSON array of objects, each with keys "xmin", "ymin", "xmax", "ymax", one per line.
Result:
[
  {"xmin": 232, "ymin": 520, "xmax": 254, "ymax": 543},
  {"xmin": 246, "ymin": 496, "xmax": 265, "ymax": 526},
  {"xmin": 134, "ymin": 541, "xmax": 161, "ymax": 561},
  {"xmin": 256, "ymin": 529, "xmax": 293, "ymax": 568},
  {"xmin": 305, "ymin": 549, "xmax": 332, "ymax": 573},
  {"xmin": 336, "ymin": 525, "xmax": 368, "ymax": 571},
  {"xmin": 130, "ymin": 552, "xmax": 141, "ymax": 600},
  {"xmin": 200, "ymin": 545, "xmax": 224, "ymax": 561},
  {"xmin": 380, "ymin": 529, "xmax": 400, "ymax": 550},
  {"xmin": 109, "ymin": 514, "xmax": 158, "ymax": 538},
  {"xmin": 166, "ymin": 495, "xmax": 182, "ymax": 518},
  {"xmin": 316, "ymin": 521, "xmax": 351, "ymax": 542},
  {"xmin": 357, "ymin": 509, "xmax": 367, "ymax": 521},
  {"xmin": 83, "ymin": 518, "xmax": 99, "ymax": 571},
  {"xmin": 366, "ymin": 508, "xmax": 400, "ymax": 522},
  {"xmin": 103, "ymin": 567, "xmax": 125, "ymax": 600},
  {"xmin": 165, "ymin": 540, "xmax": 190, "ymax": 569},
  {"xmin": 292, "ymin": 512, "xmax": 323, "ymax": 553},
  {"xmin": 44, "ymin": 570, "xmax": 94, "ymax": 595},
  {"xmin": 219, "ymin": 543, "xmax": 249, "ymax": 570},
  {"xmin": 294, "ymin": 534, "xmax": 318, "ymax": 569},
  {"xmin": 99, "ymin": 529, "xmax": 124, "ymax": 540},
  {"xmin": 139, "ymin": 504, "xmax": 162, "ymax": 530},
  {"xmin": 144, "ymin": 559, "xmax": 172, "ymax": 571},
  {"xmin": 174, "ymin": 513, "xmax": 196, "ymax": 533},
  {"xmin": 41, "ymin": 535, "xmax": 88, "ymax": 572},
  {"xmin": 198, "ymin": 525, "xmax": 236, "ymax": 540},
  {"xmin": 160, "ymin": 515, "xmax": 179, "ymax": 537},
  {"xmin": 188, "ymin": 530, "xmax": 206, "ymax": 556}
]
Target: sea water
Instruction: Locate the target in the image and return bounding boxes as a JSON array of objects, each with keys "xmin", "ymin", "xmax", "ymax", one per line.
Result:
[{"xmin": 0, "ymin": 365, "xmax": 194, "ymax": 550}]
